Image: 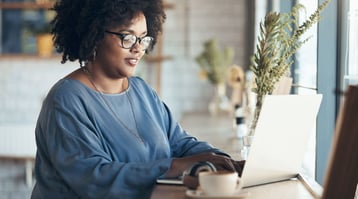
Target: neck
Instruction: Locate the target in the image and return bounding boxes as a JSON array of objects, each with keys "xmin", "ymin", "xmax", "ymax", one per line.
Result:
[{"xmin": 82, "ymin": 66, "xmax": 128, "ymax": 94}]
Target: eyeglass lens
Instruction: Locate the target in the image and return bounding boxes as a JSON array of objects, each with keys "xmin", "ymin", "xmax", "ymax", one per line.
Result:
[{"xmin": 122, "ymin": 34, "xmax": 153, "ymax": 50}]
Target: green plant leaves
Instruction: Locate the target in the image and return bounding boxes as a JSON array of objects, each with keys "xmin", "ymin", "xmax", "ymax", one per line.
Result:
[
  {"xmin": 247, "ymin": 0, "xmax": 331, "ymax": 136},
  {"xmin": 195, "ymin": 39, "xmax": 234, "ymax": 84}
]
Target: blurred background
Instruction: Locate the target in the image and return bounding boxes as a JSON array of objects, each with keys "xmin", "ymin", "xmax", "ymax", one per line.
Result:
[{"xmin": 0, "ymin": 0, "xmax": 357, "ymax": 198}]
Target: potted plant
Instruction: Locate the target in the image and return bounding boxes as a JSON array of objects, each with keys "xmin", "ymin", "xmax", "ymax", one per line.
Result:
[
  {"xmin": 27, "ymin": 20, "xmax": 53, "ymax": 57},
  {"xmin": 247, "ymin": 0, "xmax": 331, "ymax": 136},
  {"xmin": 195, "ymin": 39, "xmax": 235, "ymax": 116},
  {"xmin": 34, "ymin": 22, "xmax": 53, "ymax": 57}
]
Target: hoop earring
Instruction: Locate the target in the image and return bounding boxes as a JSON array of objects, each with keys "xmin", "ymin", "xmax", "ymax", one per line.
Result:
[{"xmin": 80, "ymin": 60, "xmax": 87, "ymax": 67}]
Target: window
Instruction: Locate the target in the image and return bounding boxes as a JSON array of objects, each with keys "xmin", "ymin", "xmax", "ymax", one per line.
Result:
[
  {"xmin": 295, "ymin": 0, "xmax": 319, "ymax": 179},
  {"xmin": 295, "ymin": 0, "xmax": 319, "ymax": 95},
  {"xmin": 344, "ymin": 1, "xmax": 358, "ymax": 89}
]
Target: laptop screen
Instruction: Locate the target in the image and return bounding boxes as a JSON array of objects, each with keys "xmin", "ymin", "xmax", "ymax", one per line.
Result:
[{"xmin": 241, "ymin": 94, "xmax": 322, "ymax": 187}]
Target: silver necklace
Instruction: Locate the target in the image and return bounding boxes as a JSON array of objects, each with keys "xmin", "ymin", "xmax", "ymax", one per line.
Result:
[{"xmin": 82, "ymin": 67, "xmax": 145, "ymax": 144}]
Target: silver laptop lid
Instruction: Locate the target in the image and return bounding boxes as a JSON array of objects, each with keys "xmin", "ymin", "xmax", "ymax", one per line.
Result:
[{"xmin": 241, "ymin": 94, "xmax": 322, "ymax": 187}]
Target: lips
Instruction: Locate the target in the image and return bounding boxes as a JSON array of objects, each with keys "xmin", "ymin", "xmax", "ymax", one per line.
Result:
[{"xmin": 126, "ymin": 58, "xmax": 139, "ymax": 66}]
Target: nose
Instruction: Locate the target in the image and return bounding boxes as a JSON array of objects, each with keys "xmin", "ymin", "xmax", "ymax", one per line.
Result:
[
  {"xmin": 130, "ymin": 42, "xmax": 142, "ymax": 53},
  {"xmin": 130, "ymin": 40, "xmax": 147, "ymax": 55}
]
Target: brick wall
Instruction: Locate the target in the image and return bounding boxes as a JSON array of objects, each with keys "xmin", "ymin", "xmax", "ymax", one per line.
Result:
[{"xmin": 161, "ymin": 0, "xmax": 251, "ymax": 116}]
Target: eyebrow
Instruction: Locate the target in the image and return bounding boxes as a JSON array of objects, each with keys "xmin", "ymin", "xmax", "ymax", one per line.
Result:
[{"xmin": 120, "ymin": 29, "xmax": 148, "ymax": 36}]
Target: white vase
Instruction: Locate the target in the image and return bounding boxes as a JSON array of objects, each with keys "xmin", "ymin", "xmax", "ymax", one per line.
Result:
[
  {"xmin": 240, "ymin": 135, "xmax": 254, "ymax": 160},
  {"xmin": 208, "ymin": 83, "xmax": 232, "ymax": 116}
]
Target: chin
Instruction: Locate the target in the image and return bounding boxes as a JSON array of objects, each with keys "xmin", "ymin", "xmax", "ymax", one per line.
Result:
[
  {"xmin": 127, "ymin": 70, "xmax": 137, "ymax": 77},
  {"xmin": 117, "ymin": 69, "xmax": 135, "ymax": 78}
]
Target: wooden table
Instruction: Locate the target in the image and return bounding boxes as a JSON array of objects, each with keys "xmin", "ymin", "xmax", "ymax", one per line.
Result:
[{"xmin": 151, "ymin": 174, "xmax": 322, "ymax": 199}]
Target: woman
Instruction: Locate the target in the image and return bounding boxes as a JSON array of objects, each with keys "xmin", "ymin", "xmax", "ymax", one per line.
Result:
[{"xmin": 31, "ymin": 0, "xmax": 243, "ymax": 198}]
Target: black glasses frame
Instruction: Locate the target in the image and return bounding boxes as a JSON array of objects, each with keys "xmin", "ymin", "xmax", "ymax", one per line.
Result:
[{"xmin": 105, "ymin": 30, "xmax": 154, "ymax": 50}]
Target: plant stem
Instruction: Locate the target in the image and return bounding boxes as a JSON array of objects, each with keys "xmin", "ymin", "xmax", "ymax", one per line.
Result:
[{"xmin": 248, "ymin": 93, "xmax": 264, "ymax": 136}]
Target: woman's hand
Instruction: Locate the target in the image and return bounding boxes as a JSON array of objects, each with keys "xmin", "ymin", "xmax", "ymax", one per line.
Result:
[
  {"xmin": 166, "ymin": 152, "xmax": 246, "ymax": 190},
  {"xmin": 165, "ymin": 152, "xmax": 238, "ymax": 178},
  {"xmin": 233, "ymin": 160, "xmax": 245, "ymax": 177}
]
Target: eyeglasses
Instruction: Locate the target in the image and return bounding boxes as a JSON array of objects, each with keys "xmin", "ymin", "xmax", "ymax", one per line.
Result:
[{"xmin": 105, "ymin": 30, "xmax": 154, "ymax": 50}]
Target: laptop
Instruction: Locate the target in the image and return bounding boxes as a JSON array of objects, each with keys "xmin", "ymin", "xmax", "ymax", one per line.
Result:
[{"xmin": 240, "ymin": 94, "xmax": 322, "ymax": 187}]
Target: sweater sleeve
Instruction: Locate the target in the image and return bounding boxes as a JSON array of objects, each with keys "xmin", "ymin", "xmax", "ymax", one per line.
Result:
[
  {"xmin": 131, "ymin": 77, "xmax": 225, "ymax": 158},
  {"xmin": 163, "ymin": 103, "xmax": 227, "ymax": 157}
]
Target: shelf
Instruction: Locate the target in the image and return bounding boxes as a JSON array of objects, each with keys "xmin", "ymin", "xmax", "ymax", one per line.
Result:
[
  {"xmin": 0, "ymin": 54, "xmax": 173, "ymax": 62},
  {"xmin": 0, "ymin": 54, "xmax": 61, "ymax": 60},
  {"xmin": 164, "ymin": 2, "xmax": 175, "ymax": 9},
  {"xmin": 144, "ymin": 55, "xmax": 172, "ymax": 63},
  {"xmin": 0, "ymin": 2, "xmax": 174, "ymax": 10},
  {"xmin": 0, "ymin": 2, "xmax": 53, "ymax": 9}
]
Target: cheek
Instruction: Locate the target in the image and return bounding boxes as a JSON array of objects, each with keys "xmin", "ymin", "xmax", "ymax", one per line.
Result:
[
  {"xmin": 139, "ymin": 50, "xmax": 146, "ymax": 58},
  {"xmin": 104, "ymin": 43, "xmax": 125, "ymax": 60},
  {"xmin": 97, "ymin": 40, "xmax": 114, "ymax": 57}
]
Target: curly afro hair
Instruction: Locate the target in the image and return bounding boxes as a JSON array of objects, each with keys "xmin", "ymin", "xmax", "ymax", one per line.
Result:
[{"xmin": 51, "ymin": 0, "xmax": 166, "ymax": 65}]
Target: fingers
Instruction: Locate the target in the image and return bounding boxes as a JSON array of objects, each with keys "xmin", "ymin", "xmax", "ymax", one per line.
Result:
[
  {"xmin": 233, "ymin": 160, "xmax": 246, "ymax": 176},
  {"xmin": 180, "ymin": 152, "xmax": 238, "ymax": 174},
  {"xmin": 206, "ymin": 153, "xmax": 236, "ymax": 172},
  {"xmin": 183, "ymin": 175, "xmax": 199, "ymax": 190}
]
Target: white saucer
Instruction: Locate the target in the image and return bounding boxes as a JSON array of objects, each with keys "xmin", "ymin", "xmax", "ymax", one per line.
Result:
[{"xmin": 186, "ymin": 189, "xmax": 250, "ymax": 199}]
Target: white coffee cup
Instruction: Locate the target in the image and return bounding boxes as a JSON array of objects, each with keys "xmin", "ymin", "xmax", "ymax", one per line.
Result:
[{"xmin": 198, "ymin": 171, "xmax": 241, "ymax": 196}]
